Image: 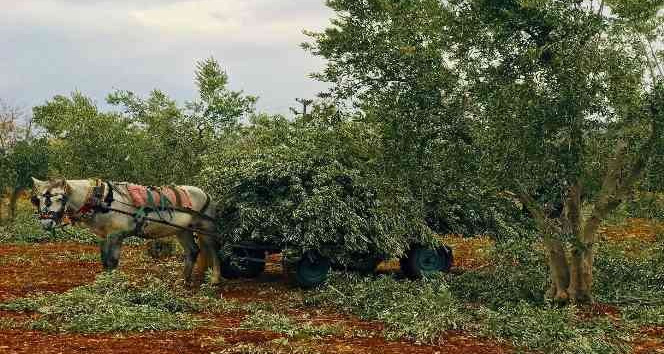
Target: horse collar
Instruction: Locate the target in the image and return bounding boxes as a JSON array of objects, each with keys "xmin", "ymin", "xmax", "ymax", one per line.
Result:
[{"xmin": 69, "ymin": 180, "xmax": 115, "ymax": 221}]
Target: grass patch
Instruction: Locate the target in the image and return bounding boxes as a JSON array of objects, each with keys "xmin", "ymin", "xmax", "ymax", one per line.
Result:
[
  {"xmin": 306, "ymin": 273, "xmax": 469, "ymax": 343},
  {"xmin": 594, "ymin": 240, "xmax": 664, "ymax": 305},
  {"xmin": 447, "ymin": 238, "xmax": 548, "ymax": 308},
  {"xmin": 215, "ymin": 339, "xmax": 320, "ymax": 354},
  {"xmin": 480, "ymin": 302, "xmax": 629, "ymax": 354},
  {"xmin": 622, "ymin": 305, "xmax": 664, "ymax": 327},
  {"xmin": 0, "ymin": 255, "xmax": 33, "ymax": 265},
  {"xmin": 241, "ymin": 310, "xmax": 342, "ymax": 339},
  {"xmin": 303, "ymin": 234, "xmax": 664, "ymax": 353},
  {"xmin": 0, "ymin": 203, "xmax": 97, "ymax": 244},
  {"xmin": 0, "ymin": 271, "xmax": 232, "ymax": 333},
  {"xmin": 0, "ymin": 317, "xmax": 21, "ymax": 330}
]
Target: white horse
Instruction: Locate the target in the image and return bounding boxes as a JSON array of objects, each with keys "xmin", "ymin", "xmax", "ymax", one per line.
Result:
[{"xmin": 31, "ymin": 178, "xmax": 221, "ymax": 285}]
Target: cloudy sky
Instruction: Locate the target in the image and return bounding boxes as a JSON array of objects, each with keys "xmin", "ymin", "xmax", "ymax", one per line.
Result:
[{"xmin": 1, "ymin": 0, "xmax": 334, "ymax": 115}]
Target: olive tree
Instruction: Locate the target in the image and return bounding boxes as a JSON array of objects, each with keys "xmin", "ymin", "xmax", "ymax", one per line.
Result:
[
  {"xmin": 461, "ymin": 0, "xmax": 664, "ymax": 303},
  {"xmin": 307, "ymin": 0, "xmax": 664, "ymax": 303},
  {"xmin": 0, "ymin": 101, "xmax": 47, "ymax": 221},
  {"xmin": 304, "ymin": 0, "xmax": 530, "ymax": 238}
]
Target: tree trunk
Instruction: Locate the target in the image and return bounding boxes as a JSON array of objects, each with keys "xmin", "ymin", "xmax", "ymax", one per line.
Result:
[
  {"xmin": 568, "ymin": 244, "xmax": 594, "ymax": 304},
  {"xmin": 540, "ymin": 183, "xmax": 594, "ymax": 304},
  {"xmin": 0, "ymin": 193, "xmax": 5, "ymax": 224},
  {"xmin": 544, "ymin": 237, "xmax": 595, "ymax": 304},
  {"xmin": 563, "ymin": 181, "xmax": 594, "ymax": 303},
  {"xmin": 8, "ymin": 189, "xmax": 18, "ymax": 221},
  {"xmin": 544, "ymin": 238, "xmax": 570, "ymax": 302}
]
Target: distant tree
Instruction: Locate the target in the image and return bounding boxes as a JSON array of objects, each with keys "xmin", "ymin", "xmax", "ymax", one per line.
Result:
[
  {"xmin": 0, "ymin": 100, "xmax": 48, "ymax": 221},
  {"xmin": 32, "ymin": 58, "xmax": 258, "ymax": 186},
  {"xmin": 290, "ymin": 98, "xmax": 315, "ymax": 117},
  {"xmin": 33, "ymin": 92, "xmax": 140, "ymax": 181},
  {"xmin": 186, "ymin": 57, "xmax": 257, "ymax": 136}
]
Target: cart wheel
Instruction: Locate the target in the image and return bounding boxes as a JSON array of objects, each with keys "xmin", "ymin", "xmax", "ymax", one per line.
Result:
[
  {"xmin": 285, "ymin": 253, "xmax": 330, "ymax": 288},
  {"xmin": 221, "ymin": 248, "xmax": 266, "ymax": 279},
  {"xmin": 437, "ymin": 245, "xmax": 454, "ymax": 272},
  {"xmin": 401, "ymin": 245, "xmax": 452, "ymax": 279}
]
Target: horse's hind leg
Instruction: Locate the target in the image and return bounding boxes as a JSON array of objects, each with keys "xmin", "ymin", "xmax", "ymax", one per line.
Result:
[
  {"xmin": 175, "ymin": 231, "xmax": 199, "ymax": 286},
  {"xmin": 101, "ymin": 231, "xmax": 129, "ymax": 270},
  {"xmin": 198, "ymin": 235, "xmax": 221, "ymax": 285}
]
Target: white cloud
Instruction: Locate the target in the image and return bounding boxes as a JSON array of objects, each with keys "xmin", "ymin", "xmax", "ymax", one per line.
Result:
[
  {"xmin": 0, "ymin": 0, "xmax": 332, "ymax": 114},
  {"xmin": 129, "ymin": 0, "xmax": 330, "ymax": 43}
]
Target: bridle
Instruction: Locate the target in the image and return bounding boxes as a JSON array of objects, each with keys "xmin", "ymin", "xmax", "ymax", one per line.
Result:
[
  {"xmin": 31, "ymin": 190, "xmax": 69, "ymax": 225},
  {"xmin": 31, "ymin": 180, "xmax": 113, "ymax": 227}
]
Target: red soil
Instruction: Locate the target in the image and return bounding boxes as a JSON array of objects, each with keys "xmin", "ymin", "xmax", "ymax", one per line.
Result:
[
  {"xmin": 599, "ymin": 218, "xmax": 663, "ymax": 243},
  {"xmin": 0, "ymin": 242, "xmax": 512, "ymax": 354}
]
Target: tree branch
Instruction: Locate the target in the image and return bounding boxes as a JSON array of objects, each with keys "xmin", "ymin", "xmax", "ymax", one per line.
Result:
[
  {"xmin": 514, "ymin": 189, "xmax": 562, "ymax": 237},
  {"xmin": 582, "ymin": 109, "xmax": 660, "ymax": 242}
]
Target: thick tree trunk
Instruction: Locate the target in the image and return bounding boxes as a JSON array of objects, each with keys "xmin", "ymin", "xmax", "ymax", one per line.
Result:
[
  {"xmin": 568, "ymin": 245, "xmax": 594, "ymax": 304},
  {"xmin": 564, "ymin": 182, "xmax": 594, "ymax": 303},
  {"xmin": 544, "ymin": 239, "xmax": 570, "ymax": 302},
  {"xmin": 543, "ymin": 183, "xmax": 594, "ymax": 304}
]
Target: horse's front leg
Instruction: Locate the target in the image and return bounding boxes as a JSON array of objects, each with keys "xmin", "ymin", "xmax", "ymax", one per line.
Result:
[
  {"xmin": 175, "ymin": 231, "xmax": 199, "ymax": 286},
  {"xmin": 101, "ymin": 231, "xmax": 130, "ymax": 270}
]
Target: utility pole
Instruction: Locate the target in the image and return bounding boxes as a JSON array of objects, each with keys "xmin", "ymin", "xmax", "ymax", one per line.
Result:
[{"xmin": 290, "ymin": 98, "xmax": 314, "ymax": 116}]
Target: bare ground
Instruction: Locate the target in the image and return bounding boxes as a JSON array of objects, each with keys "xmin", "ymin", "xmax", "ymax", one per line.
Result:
[
  {"xmin": 0, "ymin": 242, "xmax": 509, "ymax": 354},
  {"xmin": 1, "ymin": 219, "xmax": 662, "ymax": 354}
]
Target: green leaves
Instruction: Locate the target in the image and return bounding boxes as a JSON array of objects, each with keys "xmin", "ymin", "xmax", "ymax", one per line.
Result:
[
  {"xmin": 30, "ymin": 56, "xmax": 257, "ymax": 186},
  {"xmin": 0, "ymin": 272, "xmax": 201, "ymax": 333},
  {"xmin": 189, "ymin": 57, "xmax": 257, "ymax": 135},
  {"xmin": 200, "ymin": 109, "xmax": 432, "ymax": 261}
]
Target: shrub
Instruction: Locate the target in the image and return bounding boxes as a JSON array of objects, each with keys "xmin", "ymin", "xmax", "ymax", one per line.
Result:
[
  {"xmin": 594, "ymin": 240, "xmax": 664, "ymax": 304},
  {"xmin": 448, "ymin": 237, "xmax": 549, "ymax": 307},
  {"xmin": 200, "ymin": 114, "xmax": 435, "ymax": 264},
  {"xmin": 621, "ymin": 305, "xmax": 664, "ymax": 326},
  {"xmin": 623, "ymin": 192, "xmax": 664, "ymax": 220}
]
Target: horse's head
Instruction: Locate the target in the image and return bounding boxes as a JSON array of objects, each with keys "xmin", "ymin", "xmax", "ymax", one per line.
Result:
[{"xmin": 31, "ymin": 177, "xmax": 71, "ymax": 230}]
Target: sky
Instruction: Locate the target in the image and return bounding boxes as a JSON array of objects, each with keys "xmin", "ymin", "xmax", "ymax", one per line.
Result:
[{"xmin": 0, "ymin": 0, "xmax": 334, "ymax": 115}]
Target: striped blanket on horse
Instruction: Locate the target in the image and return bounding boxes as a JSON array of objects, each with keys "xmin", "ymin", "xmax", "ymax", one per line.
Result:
[{"xmin": 126, "ymin": 185, "xmax": 193, "ymax": 210}]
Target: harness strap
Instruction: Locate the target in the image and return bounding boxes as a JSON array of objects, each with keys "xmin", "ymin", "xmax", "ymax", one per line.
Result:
[
  {"xmin": 103, "ymin": 181, "xmax": 114, "ymax": 209},
  {"xmin": 200, "ymin": 193, "xmax": 212, "ymax": 215},
  {"xmin": 169, "ymin": 186, "xmax": 183, "ymax": 208},
  {"xmin": 146, "ymin": 187, "xmax": 156, "ymax": 209}
]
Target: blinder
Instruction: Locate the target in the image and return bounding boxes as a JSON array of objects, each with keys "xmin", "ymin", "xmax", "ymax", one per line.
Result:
[{"xmin": 33, "ymin": 191, "xmax": 69, "ymax": 224}]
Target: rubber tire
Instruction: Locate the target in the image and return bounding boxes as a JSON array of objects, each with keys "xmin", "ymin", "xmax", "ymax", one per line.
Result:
[
  {"xmin": 401, "ymin": 246, "xmax": 450, "ymax": 279},
  {"xmin": 221, "ymin": 248, "xmax": 266, "ymax": 279},
  {"xmin": 284, "ymin": 253, "xmax": 331, "ymax": 289},
  {"xmin": 437, "ymin": 245, "xmax": 454, "ymax": 272}
]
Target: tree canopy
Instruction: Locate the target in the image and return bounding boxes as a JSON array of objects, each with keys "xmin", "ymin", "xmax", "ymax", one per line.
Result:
[{"xmin": 306, "ymin": 0, "xmax": 664, "ymax": 302}]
